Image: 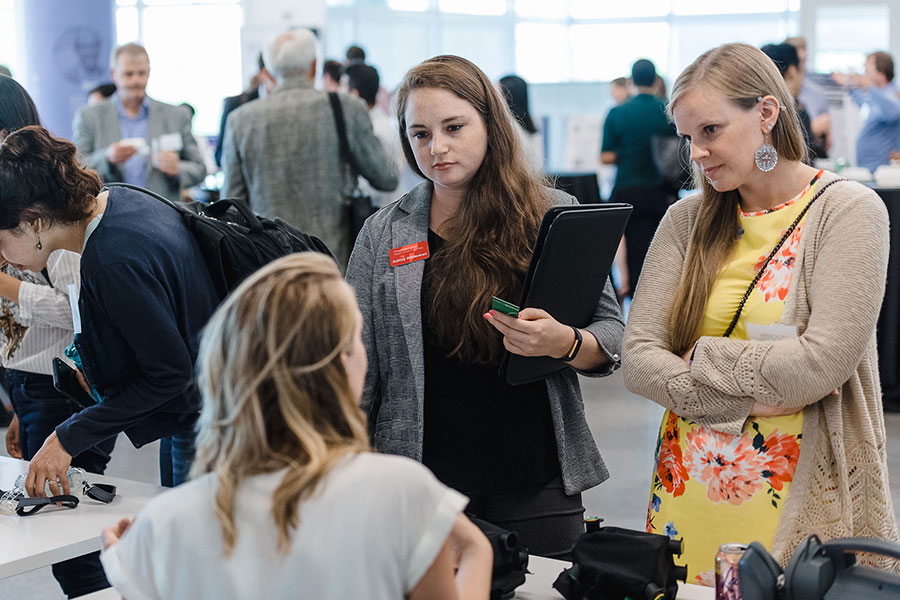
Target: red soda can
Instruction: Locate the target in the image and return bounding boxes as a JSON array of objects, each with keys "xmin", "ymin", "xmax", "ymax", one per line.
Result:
[{"xmin": 715, "ymin": 543, "xmax": 747, "ymax": 600}]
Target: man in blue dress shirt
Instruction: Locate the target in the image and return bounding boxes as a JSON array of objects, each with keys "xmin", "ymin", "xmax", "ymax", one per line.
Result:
[
  {"xmin": 834, "ymin": 51, "xmax": 900, "ymax": 172},
  {"xmin": 73, "ymin": 43, "xmax": 206, "ymax": 200}
]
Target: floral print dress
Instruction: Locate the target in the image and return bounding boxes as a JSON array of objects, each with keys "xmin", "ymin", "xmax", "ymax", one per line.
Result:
[{"xmin": 647, "ymin": 170, "xmax": 823, "ymax": 585}]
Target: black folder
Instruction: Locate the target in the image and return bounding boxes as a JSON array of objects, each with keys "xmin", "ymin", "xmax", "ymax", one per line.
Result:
[{"xmin": 499, "ymin": 203, "xmax": 632, "ymax": 385}]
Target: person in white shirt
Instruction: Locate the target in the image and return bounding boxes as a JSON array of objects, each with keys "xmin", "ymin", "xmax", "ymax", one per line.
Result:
[
  {"xmin": 342, "ymin": 62, "xmax": 405, "ymax": 206},
  {"xmin": 99, "ymin": 252, "xmax": 492, "ymax": 600}
]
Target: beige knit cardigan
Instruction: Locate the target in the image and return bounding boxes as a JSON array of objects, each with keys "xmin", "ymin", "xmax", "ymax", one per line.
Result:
[{"xmin": 623, "ymin": 170, "xmax": 899, "ymax": 566}]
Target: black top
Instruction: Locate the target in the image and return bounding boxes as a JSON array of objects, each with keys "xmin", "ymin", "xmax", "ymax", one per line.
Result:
[
  {"xmin": 55, "ymin": 186, "xmax": 220, "ymax": 457},
  {"xmin": 421, "ymin": 229, "xmax": 559, "ymax": 492}
]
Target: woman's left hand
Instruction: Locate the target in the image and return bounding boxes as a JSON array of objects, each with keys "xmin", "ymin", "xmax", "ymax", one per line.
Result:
[
  {"xmin": 102, "ymin": 517, "xmax": 135, "ymax": 550},
  {"xmin": 484, "ymin": 307, "xmax": 574, "ymax": 358}
]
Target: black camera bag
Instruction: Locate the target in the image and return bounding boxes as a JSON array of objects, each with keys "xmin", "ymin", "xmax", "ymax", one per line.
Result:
[
  {"xmin": 552, "ymin": 526, "xmax": 687, "ymax": 600},
  {"xmin": 468, "ymin": 517, "xmax": 530, "ymax": 600}
]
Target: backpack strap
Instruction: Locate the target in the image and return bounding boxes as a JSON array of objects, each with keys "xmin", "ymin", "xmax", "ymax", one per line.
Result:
[{"xmin": 104, "ymin": 181, "xmax": 179, "ymax": 209}]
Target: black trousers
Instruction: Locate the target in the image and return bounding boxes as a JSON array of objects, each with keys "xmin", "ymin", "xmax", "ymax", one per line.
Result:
[
  {"xmin": 461, "ymin": 476, "xmax": 585, "ymax": 560},
  {"xmin": 612, "ymin": 184, "xmax": 673, "ymax": 294}
]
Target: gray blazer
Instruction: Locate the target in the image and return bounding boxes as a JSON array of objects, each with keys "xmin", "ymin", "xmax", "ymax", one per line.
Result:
[
  {"xmin": 346, "ymin": 182, "xmax": 625, "ymax": 495},
  {"xmin": 72, "ymin": 95, "xmax": 206, "ymax": 201},
  {"xmin": 220, "ymin": 78, "xmax": 399, "ymax": 266}
]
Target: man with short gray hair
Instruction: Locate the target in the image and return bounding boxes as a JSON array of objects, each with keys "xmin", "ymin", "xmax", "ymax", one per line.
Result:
[
  {"xmin": 72, "ymin": 43, "xmax": 206, "ymax": 201},
  {"xmin": 221, "ymin": 29, "xmax": 398, "ymax": 266}
]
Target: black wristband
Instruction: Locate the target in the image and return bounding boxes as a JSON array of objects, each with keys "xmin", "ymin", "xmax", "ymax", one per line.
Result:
[{"xmin": 562, "ymin": 326, "xmax": 583, "ymax": 362}]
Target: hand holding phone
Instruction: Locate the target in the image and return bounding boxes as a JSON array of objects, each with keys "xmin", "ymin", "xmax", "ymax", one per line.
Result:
[
  {"xmin": 52, "ymin": 358, "xmax": 97, "ymax": 409},
  {"xmin": 490, "ymin": 296, "xmax": 520, "ymax": 318}
]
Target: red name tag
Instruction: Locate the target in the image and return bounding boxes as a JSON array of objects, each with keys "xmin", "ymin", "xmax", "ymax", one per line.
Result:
[{"xmin": 389, "ymin": 241, "xmax": 430, "ymax": 267}]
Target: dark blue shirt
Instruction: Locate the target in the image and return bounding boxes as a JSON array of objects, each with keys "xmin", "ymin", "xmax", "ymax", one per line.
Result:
[{"xmin": 55, "ymin": 186, "xmax": 220, "ymax": 456}]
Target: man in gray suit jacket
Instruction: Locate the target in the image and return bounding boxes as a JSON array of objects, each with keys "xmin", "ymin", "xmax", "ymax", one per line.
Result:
[
  {"xmin": 72, "ymin": 43, "xmax": 206, "ymax": 201},
  {"xmin": 221, "ymin": 29, "xmax": 399, "ymax": 267}
]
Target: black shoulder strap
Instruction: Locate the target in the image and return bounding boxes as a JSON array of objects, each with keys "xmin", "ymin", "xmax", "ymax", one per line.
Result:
[
  {"xmin": 327, "ymin": 92, "xmax": 360, "ymax": 180},
  {"xmin": 105, "ymin": 181, "xmax": 181, "ymax": 211},
  {"xmin": 16, "ymin": 495, "xmax": 79, "ymax": 516}
]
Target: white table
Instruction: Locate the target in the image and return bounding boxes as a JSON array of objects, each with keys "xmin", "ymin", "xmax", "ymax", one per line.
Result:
[
  {"xmin": 0, "ymin": 456, "xmax": 164, "ymax": 579},
  {"xmin": 72, "ymin": 546, "xmax": 714, "ymax": 599},
  {"xmin": 517, "ymin": 555, "xmax": 714, "ymax": 599},
  {"xmin": 74, "ymin": 589, "xmax": 121, "ymax": 600}
]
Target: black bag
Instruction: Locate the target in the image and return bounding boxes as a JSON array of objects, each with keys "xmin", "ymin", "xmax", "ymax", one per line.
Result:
[
  {"xmin": 552, "ymin": 527, "xmax": 687, "ymax": 600},
  {"xmin": 469, "ymin": 517, "xmax": 530, "ymax": 600},
  {"xmin": 327, "ymin": 91, "xmax": 378, "ymax": 242},
  {"xmin": 105, "ymin": 183, "xmax": 335, "ymax": 299}
]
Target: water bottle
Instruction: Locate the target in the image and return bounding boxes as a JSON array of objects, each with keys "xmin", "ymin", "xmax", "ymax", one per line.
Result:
[
  {"xmin": 0, "ymin": 475, "xmax": 26, "ymax": 515},
  {"xmin": 0, "ymin": 467, "xmax": 88, "ymax": 515}
]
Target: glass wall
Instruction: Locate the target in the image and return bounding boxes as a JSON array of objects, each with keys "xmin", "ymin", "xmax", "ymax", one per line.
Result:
[
  {"xmin": 115, "ymin": 0, "xmax": 243, "ymax": 136},
  {"xmin": 814, "ymin": 4, "xmax": 890, "ymax": 73},
  {"xmin": 324, "ymin": 0, "xmax": 803, "ymax": 88}
]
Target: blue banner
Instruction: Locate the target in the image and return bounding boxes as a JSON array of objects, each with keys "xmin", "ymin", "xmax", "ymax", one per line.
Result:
[{"xmin": 21, "ymin": 0, "xmax": 115, "ymax": 139}]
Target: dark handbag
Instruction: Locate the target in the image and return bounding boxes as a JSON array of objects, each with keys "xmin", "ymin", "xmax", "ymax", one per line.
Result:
[
  {"xmin": 327, "ymin": 92, "xmax": 378, "ymax": 241},
  {"xmin": 552, "ymin": 526, "xmax": 687, "ymax": 600}
]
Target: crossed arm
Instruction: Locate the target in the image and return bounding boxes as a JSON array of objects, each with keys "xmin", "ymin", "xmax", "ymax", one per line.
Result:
[{"xmin": 622, "ymin": 192, "xmax": 889, "ymax": 435}]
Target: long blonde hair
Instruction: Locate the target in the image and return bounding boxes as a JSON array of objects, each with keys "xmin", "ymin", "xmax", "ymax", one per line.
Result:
[
  {"xmin": 394, "ymin": 55, "xmax": 551, "ymax": 365},
  {"xmin": 667, "ymin": 43, "xmax": 808, "ymax": 354},
  {"xmin": 190, "ymin": 253, "xmax": 370, "ymax": 555}
]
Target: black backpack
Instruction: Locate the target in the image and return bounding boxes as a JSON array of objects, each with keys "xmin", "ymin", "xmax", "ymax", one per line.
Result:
[{"xmin": 105, "ymin": 183, "xmax": 335, "ymax": 299}]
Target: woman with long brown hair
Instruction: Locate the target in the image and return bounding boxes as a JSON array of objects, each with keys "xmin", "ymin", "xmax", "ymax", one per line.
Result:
[
  {"xmin": 346, "ymin": 55, "xmax": 624, "ymax": 558},
  {"xmin": 99, "ymin": 253, "xmax": 492, "ymax": 600},
  {"xmin": 623, "ymin": 43, "xmax": 898, "ymax": 583}
]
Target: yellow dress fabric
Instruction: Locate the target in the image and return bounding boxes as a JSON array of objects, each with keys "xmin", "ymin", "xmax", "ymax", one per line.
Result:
[{"xmin": 646, "ymin": 172, "xmax": 823, "ymax": 586}]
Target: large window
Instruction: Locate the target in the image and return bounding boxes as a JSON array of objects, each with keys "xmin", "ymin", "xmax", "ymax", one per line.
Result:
[
  {"xmin": 814, "ymin": 4, "xmax": 890, "ymax": 73},
  {"xmin": 116, "ymin": 0, "xmax": 243, "ymax": 136},
  {"xmin": 325, "ymin": 0, "xmax": 802, "ymax": 88}
]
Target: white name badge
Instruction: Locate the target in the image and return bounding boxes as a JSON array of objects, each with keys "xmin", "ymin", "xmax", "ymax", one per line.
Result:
[
  {"xmin": 745, "ymin": 322, "xmax": 799, "ymax": 341},
  {"xmin": 154, "ymin": 132, "xmax": 183, "ymax": 153},
  {"xmin": 68, "ymin": 283, "xmax": 82, "ymax": 335}
]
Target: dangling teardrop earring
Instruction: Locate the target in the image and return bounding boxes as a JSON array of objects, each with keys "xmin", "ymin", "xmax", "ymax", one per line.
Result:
[
  {"xmin": 36, "ymin": 235, "xmax": 42, "ymax": 251},
  {"xmin": 755, "ymin": 123, "xmax": 777, "ymax": 172}
]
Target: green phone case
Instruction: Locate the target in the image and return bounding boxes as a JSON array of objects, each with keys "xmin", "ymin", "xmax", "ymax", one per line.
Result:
[{"xmin": 491, "ymin": 296, "xmax": 520, "ymax": 318}]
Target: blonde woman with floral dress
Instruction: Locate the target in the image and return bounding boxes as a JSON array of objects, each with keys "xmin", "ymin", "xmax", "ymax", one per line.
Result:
[{"xmin": 623, "ymin": 43, "xmax": 898, "ymax": 584}]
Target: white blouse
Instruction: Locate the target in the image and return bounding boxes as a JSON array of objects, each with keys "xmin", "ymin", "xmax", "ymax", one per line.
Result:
[
  {"xmin": 101, "ymin": 453, "xmax": 468, "ymax": 600},
  {"xmin": 2, "ymin": 249, "xmax": 79, "ymax": 374}
]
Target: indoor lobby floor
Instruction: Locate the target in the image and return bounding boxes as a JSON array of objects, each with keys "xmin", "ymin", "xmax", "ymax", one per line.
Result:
[{"xmin": 3, "ymin": 370, "xmax": 900, "ymax": 598}]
